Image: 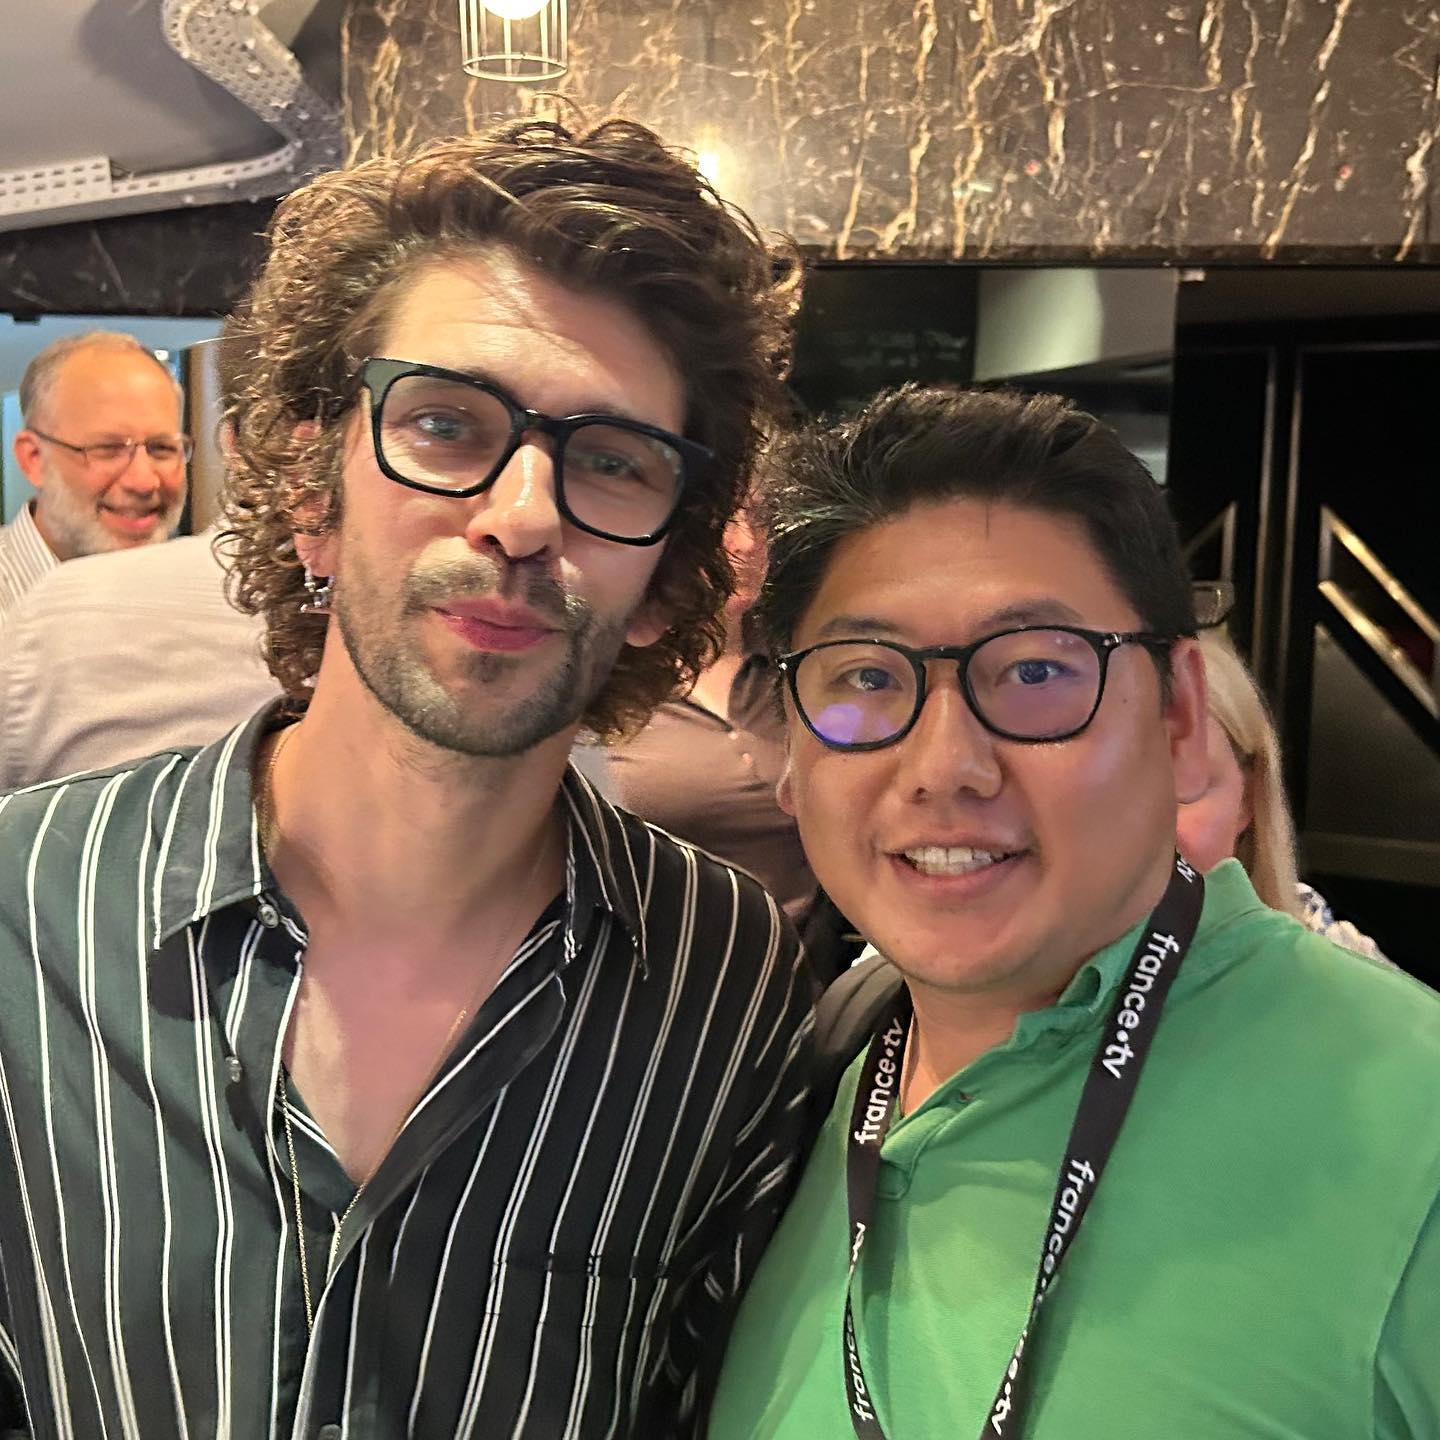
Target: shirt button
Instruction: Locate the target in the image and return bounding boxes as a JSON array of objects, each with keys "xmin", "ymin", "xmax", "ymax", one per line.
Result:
[{"xmin": 256, "ymin": 897, "xmax": 280, "ymax": 929}]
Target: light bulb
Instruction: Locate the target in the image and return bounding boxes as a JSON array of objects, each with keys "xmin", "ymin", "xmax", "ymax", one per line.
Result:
[{"xmin": 482, "ymin": 0, "xmax": 548, "ymax": 19}]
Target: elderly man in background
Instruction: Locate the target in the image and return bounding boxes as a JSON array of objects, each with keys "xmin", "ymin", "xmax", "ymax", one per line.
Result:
[
  {"xmin": 0, "ymin": 326, "xmax": 278, "ymax": 789},
  {"xmin": 0, "ymin": 329, "xmax": 189, "ymax": 619}
]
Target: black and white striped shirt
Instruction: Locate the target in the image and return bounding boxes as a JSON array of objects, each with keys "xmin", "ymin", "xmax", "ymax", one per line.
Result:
[{"xmin": 0, "ymin": 707, "xmax": 814, "ymax": 1439}]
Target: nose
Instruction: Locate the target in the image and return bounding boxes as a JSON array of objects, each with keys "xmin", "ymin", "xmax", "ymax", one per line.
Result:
[
  {"xmin": 462, "ymin": 437, "xmax": 564, "ymax": 562},
  {"xmin": 893, "ymin": 668, "xmax": 1003, "ymax": 802},
  {"xmin": 115, "ymin": 444, "xmax": 164, "ymax": 495}
]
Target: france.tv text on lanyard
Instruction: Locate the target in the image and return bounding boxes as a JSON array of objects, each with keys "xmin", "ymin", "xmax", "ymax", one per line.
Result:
[{"xmin": 841, "ymin": 854, "xmax": 1205, "ymax": 1439}]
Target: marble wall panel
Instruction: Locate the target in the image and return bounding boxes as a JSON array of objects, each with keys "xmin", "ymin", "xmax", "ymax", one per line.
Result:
[
  {"xmin": 0, "ymin": 201, "xmax": 276, "ymax": 318},
  {"xmin": 346, "ymin": 0, "xmax": 1440, "ymax": 262}
]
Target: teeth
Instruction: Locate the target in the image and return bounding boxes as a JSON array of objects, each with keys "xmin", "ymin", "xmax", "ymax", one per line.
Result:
[{"xmin": 902, "ymin": 845, "xmax": 1013, "ymax": 876}]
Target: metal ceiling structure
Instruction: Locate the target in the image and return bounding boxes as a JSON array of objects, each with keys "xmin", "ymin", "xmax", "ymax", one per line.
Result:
[{"xmin": 0, "ymin": 0, "xmax": 341, "ymax": 234}]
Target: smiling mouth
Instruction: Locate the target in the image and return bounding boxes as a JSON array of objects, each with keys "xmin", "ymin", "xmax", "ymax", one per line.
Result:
[
  {"xmin": 100, "ymin": 505, "xmax": 161, "ymax": 521},
  {"xmin": 899, "ymin": 845, "xmax": 1025, "ymax": 877}
]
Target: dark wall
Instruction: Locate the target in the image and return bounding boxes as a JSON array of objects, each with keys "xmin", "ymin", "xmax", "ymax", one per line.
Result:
[
  {"xmin": 0, "ymin": 200, "xmax": 275, "ymax": 320},
  {"xmin": 348, "ymin": 0, "xmax": 1440, "ymax": 263},
  {"xmin": 789, "ymin": 266, "xmax": 978, "ymax": 413},
  {"xmin": 1168, "ymin": 306, "xmax": 1440, "ymax": 976}
]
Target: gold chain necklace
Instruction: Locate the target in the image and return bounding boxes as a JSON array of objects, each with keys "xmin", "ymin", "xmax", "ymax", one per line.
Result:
[
  {"xmin": 255, "ymin": 722, "xmax": 296, "ymax": 858},
  {"xmin": 279, "ymin": 999, "xmax": 476, "ymax": 1334},
  {"xmin": 257, "ymin": 725, "xmax": 556, "ymax": 1335}
]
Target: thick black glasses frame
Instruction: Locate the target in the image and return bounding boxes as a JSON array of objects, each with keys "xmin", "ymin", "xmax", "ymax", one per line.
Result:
[
  {"xmin": 29, "ymin": 428, "xmax": 194, "ymax": 467},
  {"xmin": 359, "ymin": 357, "xmax": 714, "ymax": 546},
  {"xmin": 777, "ymin": 625, "xmax": 1183, "ymax": 750}
]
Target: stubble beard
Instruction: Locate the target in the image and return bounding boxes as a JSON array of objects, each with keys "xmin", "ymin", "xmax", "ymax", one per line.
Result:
[{"xmin": 334, "ymin": 550, "xmax": 633, "ymax": 759}]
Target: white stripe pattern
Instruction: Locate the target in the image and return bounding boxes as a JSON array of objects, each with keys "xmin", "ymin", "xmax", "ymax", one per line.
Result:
[
  {"xmin": 0, "ymin": 710, "xmax": 816, "ymax": 1438},
  {"xmin": 0, "ymin": 504, "xmax": 59, "ymax": 625}
]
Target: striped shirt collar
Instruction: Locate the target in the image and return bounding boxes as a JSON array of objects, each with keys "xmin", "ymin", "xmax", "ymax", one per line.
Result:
[
  {"xmin": 151, "ymin": 702, "xmax": 651, "ymax": 971},
  {"xmin": 0, "ymin": 500, "xmax": 59, "ymax": 621}
]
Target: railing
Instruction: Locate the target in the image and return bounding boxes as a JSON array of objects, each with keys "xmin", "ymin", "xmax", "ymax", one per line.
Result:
[{"xmin": 1317, "ymin": 507, "xmax": 1438, "ymax": 751}]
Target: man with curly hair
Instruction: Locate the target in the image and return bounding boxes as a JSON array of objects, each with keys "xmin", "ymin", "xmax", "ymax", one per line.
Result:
[{"xmin": 0, "ymin": 119, "xmax": 810, "ymax": 1439}]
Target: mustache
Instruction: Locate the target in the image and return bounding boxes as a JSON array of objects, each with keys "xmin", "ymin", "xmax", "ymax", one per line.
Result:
[
  {"xmin": 401, "ymin": 554, "xmax": 582, "ymax": 628},
  {"xmin": 98, "ymin": 486, "xmax": 185, "ymax": 519}
]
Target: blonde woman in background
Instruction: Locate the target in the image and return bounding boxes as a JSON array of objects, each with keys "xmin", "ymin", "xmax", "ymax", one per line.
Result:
[{"xmin": 1177, "ymin": 628, "xmax": 1388, "ymax": 962}]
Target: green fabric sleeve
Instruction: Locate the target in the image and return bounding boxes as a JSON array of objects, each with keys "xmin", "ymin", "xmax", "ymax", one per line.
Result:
[{"xmin": 1375, "ymin": 1189, "xmax": 1440, "ymax": 1439}]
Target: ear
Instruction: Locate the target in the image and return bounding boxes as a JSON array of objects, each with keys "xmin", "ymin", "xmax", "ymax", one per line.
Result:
[
  {"xmin": 289, "ymin": 419, "xmax": 339, "ymax": 575},
  {"xmin": 294, "ymin": 527, "xmax": 339, "ymax": 581},
  {"xmin": 1234, "ymin": 769, "xmax": 1255, "ymax": 841},
  {"xmin": 624, "ymin": 597, "xmax": 671, "ymax": 650},
  {"xmin": 775, "ymin": 750, "xmax": 797, "ymax": 817},
  {"xmin": 1165, "ymin": 639, "xmax": 1211, "ymax": 806},
  {"xmin": 12, "ymin": 430, "xmax": 45, "ymax": 488}
]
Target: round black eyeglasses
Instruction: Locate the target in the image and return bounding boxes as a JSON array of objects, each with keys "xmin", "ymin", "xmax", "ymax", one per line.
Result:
[
  {"xmin": 358, "ymin": 357, "xmax": 713, "ymax": 546},
  {"xmin": 777, "ymin": 626, "xmax": 1185, "ymax": 750}
]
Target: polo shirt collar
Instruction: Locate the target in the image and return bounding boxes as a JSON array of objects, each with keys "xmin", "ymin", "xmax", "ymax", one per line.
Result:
[
  {"xmin": 1011, "ymin": 857, "xmax": 1266, "ymax": 1048},
  {"xmin": 153, "ymin": 704, "xmax": 651, "ymax": 974}
]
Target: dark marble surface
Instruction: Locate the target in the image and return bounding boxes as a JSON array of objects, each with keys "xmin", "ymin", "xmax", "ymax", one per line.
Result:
[
  {"xmin": 345, "ymin": 0, "xmax": 1440, "ymax": 262},
  {"xmin": 0, "ymin": 200, "xmax": 276, "ymax": 318},
  {"xmin": 4, "ymin": 0, "xmax": 1432, "ymax": 321}
]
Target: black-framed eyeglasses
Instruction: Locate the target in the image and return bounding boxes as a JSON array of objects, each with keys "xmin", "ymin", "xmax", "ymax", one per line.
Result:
[
  {"xmin": 358, "ymin": 357, "xmax": 714, "ymax": 546},
  {"xmin": 29, "ymin": 428, "xmax": 193, "ymax": 470},
  {"xmin": 777, "ymin": 626, "xmax": 1185, "ymax": 750}
]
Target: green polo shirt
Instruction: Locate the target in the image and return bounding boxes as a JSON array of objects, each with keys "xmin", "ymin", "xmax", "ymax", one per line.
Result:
[{"xmin": 711, "ymin": 861, "xmax": 1440, "ymax": 1439}]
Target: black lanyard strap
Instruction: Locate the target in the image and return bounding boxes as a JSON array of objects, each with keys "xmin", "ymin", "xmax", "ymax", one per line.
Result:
[{"xmin": 841, "ymin": 855, "xmax": 1205, "ymax": 1440}]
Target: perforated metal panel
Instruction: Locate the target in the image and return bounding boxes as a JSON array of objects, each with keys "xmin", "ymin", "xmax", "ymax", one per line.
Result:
[{"xmin": 0, "ymin": 1, "xmax": 341, "ymax": 232}]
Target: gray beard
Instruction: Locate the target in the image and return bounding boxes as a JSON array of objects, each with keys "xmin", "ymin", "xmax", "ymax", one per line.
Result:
[{"xmin": 35, "ymin": 461, "xmax": 183, "ymax": 559}]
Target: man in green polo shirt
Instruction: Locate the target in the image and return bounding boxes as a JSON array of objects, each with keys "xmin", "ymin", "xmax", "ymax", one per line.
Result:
[{"xmin": 710, "ymin": 385, "xmax": 1440, "ymax": 1439}]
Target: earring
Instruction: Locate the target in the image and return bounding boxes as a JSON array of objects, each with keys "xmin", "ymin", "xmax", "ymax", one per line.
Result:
[{"xmin": 299, "ymin": 565, "xmax": 334, "ymax": 615}]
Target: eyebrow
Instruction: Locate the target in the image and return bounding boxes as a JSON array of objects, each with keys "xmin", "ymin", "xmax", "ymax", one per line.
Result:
[
  {"xmin": 84, "ymin": 432, "xmax": 179, "ymax": 446},
  {"xmin": 812, "ymin": 598, "xmax": 1089, "ymax": 642},
  {"xmin": 411, "ymin": 361, "xmax": 658, "ymax": 429},
  {"xmin": 974, "ymin": 599, "xmax": 1089, "ymax": 629},
  {"xmin": 813, "ymin": 614, "xmax": 905, "ymax": 640}
]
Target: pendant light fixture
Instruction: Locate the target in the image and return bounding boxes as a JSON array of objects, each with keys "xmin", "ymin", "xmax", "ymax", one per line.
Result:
[{"xmin": 459, "ymin": 0, "xmax": 568, "ymax": 82}]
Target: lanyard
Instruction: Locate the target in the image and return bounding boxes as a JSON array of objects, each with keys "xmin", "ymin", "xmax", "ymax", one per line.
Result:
[{"xmin": 842, "ymin": 855, "xmax": 1204, "ymax": 1439}]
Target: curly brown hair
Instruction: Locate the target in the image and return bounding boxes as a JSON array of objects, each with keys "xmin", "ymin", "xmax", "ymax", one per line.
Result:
[{"xmin": 221, "ymin": 117, "xmax": 799, "ymax": 738}]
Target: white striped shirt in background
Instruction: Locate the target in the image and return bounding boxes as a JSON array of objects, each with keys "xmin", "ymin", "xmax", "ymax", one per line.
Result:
[
  {"xmin": 0, "ymin": 706, "xmax": 816, "ymax": 1439},
  {"xmin": 0, "ymin": 532, "xmax": 280, "ymax": 790},
  {"xmin": 0, "ymin": 504, "xmax": 58, "ymax": 626}
]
